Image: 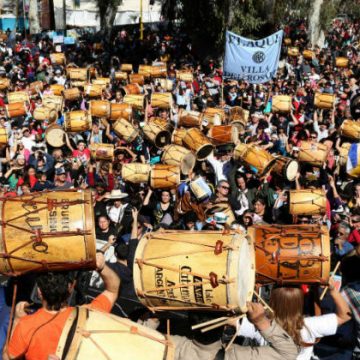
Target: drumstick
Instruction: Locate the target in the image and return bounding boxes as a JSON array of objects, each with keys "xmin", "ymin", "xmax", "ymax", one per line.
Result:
[
  {"xmin": 319, "ymin": 261, "xmax": 341, "ymax": 301},
  {"xmin": 225, "ymin": 331, "xmax": 238, "ymax": 352},
  {"xmin": 253, "ymin": 291, "xmax": 274, "ymax": 314},
  {"xmin": 201, "ymin": 314, "xmax": 245, "ymax": 333},
  {"xmin": 191, "ymin": 316, "xmax": 228, "ymax": 330}
]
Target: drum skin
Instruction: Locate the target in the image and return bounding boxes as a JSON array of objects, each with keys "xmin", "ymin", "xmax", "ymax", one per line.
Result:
[
  {"xmin": 133, "ymin": 230, "xmax": 255, "ymax": 312},
  {"xmin": 182, "ymin": 128, "xmax": 214, "ymax": 160},
  {"xmin": 234, "ymin": 143, "xmax": 276, "ymax": 176},
  {"xmin": 122, "ymin": 163, "xmax": 151, "ymax": 184},
  {"xmin": 340, "ymin": 119, "xmax": 360, "ymax": 140},
  {"xmin": 161, "ymin": 144, "xmax": 196, "ymax": 175},
  {"xmin": 289, "ymin": 189, "xmax": 326, "ymax": 216},
  {"xmin": 143, "ymin": 122, "xmax": 171, "ymax": 148},
  {"xmin": 249, "ymin": 224, "xmax": 330, "ymax": 285},
  {"xmin": 33, "ymin": 107, "xmax": 57, "ymax": 122},
  {"xmin": 271, "ymin": 156, "xmax": 299, "ymax": 181},
  {"xmin": 56, "ymin": 307, "xmax": 174, "ymax": 360},
  {"xmin": 45, "ymin": 125, "xmax": 65, "ymax": 147},
  {"xmin": 113, "ymin": 119, "xmax": 139, "ymax": 143},
  {"xmin": 150, "ymin": 164, "xmax": 180, "ymax": 189},
  {"xmin": 0, "ymin": 190, "xmax": 96, "ymax": 275},
  {"xmin": 298, "ymin": 141, "xmax": 328, "ymax": 167},
  {"xmin": 272, "ymin": 96, "xmax": 291, "ymax": 113},
  {"xmin": 89, "ymin": 143, "xmax": 114, "ymax": 161}
]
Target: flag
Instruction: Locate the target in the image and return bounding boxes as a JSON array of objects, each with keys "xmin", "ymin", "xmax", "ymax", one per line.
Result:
[
  {"xmin": 347, "ymin": 143, "xmax": 360, "ymax": 177},
  {"xmin": 224, "ymin": 30, "xmax": 283, "ymax": 84}
]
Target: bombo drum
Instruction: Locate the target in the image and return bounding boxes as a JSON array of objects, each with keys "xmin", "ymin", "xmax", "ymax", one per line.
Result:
[
  {"xmin": 7, "ymin": 91, "xmax": 29, "ymax": 104},
  {"xmin": 143, "ymin": 122, "xmax": 171, "ymax": 148},
  {"xmin": 5, "ymin": 102, "xmax": 26, "ymax": 118},
  {"xmin": 161, "ymin": 144, "xmax": 196, "ymax": 175},
  {"xmin": 56, "ymin": 308, "xmax": 174, "ymax": 360},
  {"xmin": 208, "ymin": 125, "xmax": 238, "ymax": 145},
  {"xmin": 234, "ymin": 143, "xmax": 276, "ymax": 176},
  {"xmin": 271, "ymin": 156, "xmax": 299, "ymax": 181},
  {"xmin": 151, "ymin": 92, "xmax": 173, "ymax": 109},
  {"xmin": 33, "ymin": 107, "xmax": 57, "ymax": 123},
  {"xmin": 178, "ymin": 109, "xmax": 203, "ymax": 128},
  {"xmin": 182, "ymin": 128, "xmax": 214, "ymax": 160},
  {"xmin": 289, "ymin": 189, "xmax": 326, "ymax": 216},
  {"xmin": 64, "ymin": 88, "xmax": 81, "ymax": 101},
  {"xmin": 150, "ymin": 165, "xmax": 180, "ymax": 189},
  {"xmin": 133, "ymin": 230, "xmax": 255, "ymax": 312},
  {"xmin": 189, "ymin": 177, "xmax": 212, "ymax": 201},
  {"xmin": 336, "ymin": 57, "xmax": 349, "ymax": 68},
  {"xmin": 50, "ymin": 53, "xmax": 66, "ymax": 65},
  {"xmin": 202, "ymin": 108, "xmax": 225, "ymax": 128},
  {"xmin": 85, "ymin": 84, "xmax": 103, "ymax": 98},
  {"xmin": 0, "ymin": 190, "xmax": 96, "ymax": 275},
  {"xmin": 64, "ymin": 111, "xmax": 92, "ymax": 132},
  {"xmin": 0, "ymin": 78, "xmax": 10, "ymax": 90},
  {"xmin": 45, "ymin": 125, "xmax": 65, "ymax": 148},
  {"xmin": 123, "ymin": 84, "xmax": 142, "ymax": 95},
  {"xmin": 110, "ymin": 103, "xmax": 132, "ymax": 121},
  {"xmin": 67, "ymin": 68, "xmax": 88, "ymax": 81},
  {"xmin": 113, "ymin": 119, "xmax": 139, "ymax": 143},
  {"xmin": 340, "ymin": 120, "xmax": 360, "ymax": 140},
  {"xmin": 122, "ymin": 163, "xmax": 151, "ymax": 184},
  {"xmin": 50, "ymin": 84, "xmax": 65, "ymax": 96},
  {"xmin": 314, "ymin": 93, "xmax": 335, "ymax": 109},
  {"xmin": 89, "ymin": 143, "xmax": 114, "ymax": 161},
  {"xmin": 0, "ymin": 127, "xmax": 8, "ymax": 146},
  {"xmin": 298, "ymin": 141, "xmax": 328, "ymax": 167},
  {"xmin": 288, "ymin": 47, "xmax": 299, "ymax": 56},
  {"xmin": 129, "ymin": 74, "xmax": 145, "ymax": 86},
  {"xmin": 272, "ymin": 96, "xmax": 291, "ymax": 113},
  {"xmin": 89, "ymin": 100, "xmax": 111, "ymax": 118},
  {"xmin": 123, "ymin": 95, "xmax": 146, "ymax": 110},
  {"xmin": 249, "ymin": 224, "xmax": 330, "ymax": 285},
  {"xmin": 42, "ymin": 95, "xmax": 64, "ymax": 113},
  {"xmin": 171, "ymin": 128, "xmax": 187, "ymax": 146}
]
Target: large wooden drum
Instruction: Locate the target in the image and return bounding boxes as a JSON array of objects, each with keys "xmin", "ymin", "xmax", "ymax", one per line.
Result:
[
  {"xmin": 50, "ymin": 84, "xmax": 65, "ymax": 96},
  {"xmin": 336, "ymin": 57, "xmax": 349, "ymax": 68},
  {"xmin": 67, "ymin": 68, "xmax": 88, "ymax": 81},
  {"xmin": 230, "ymin": 107, "xmax": 249, "ymax": 130},
  {"xmin": 64, "ymin": 88, "xmax": 81, "ymax": 101},
  {"xmin": 56, "ymin": 307, "xmax": 174, "ymax": 360},
  {"xmin": 208, "ymin": 125, "xmax": 238, "ymax": 145},
  {"xmin": 150, "ymin": 165, "xmax": 180, "ymax": 189},
  {"xmin": 288, "ymin": 47, "xmax": 299, "ymax": 56},
  {"xmin": 42, "ymin": 95, "xmax": 64, "ymax": 113},
  {"xmin": 113, "ymin": 119, "xmax": 139, "ymax": 143},
  {"xmin": 158, "ymin": 79, "xmax": 174, "ymax": 91},
  {"xmin": 272, "ymin": 96, "xmax": 291, "ymax": 113},
  {"xmin": 338, "ymin": 142, "xmax": 351, "ymax": 167},
  {"xmin": 151, "ymin": 65, "xmax": 167, "ymax": 78},
  {"xmin": 7, "ymin": 91, "xmax": 29, "ymax": 104},
  {"xmin": 151, "ymin": 92, "xmax": 173, "ymax": 109},
  {"xmin": 89, "ymin": 143, "xmax": 114, "ymax": 161},
  {"xmin": 89, "ymin": 100, "xmax": 110, "ymax": 118},
  {"xmin": 123, "ymin": 94, "xmax": 146, "ymax": 110},
  {"xmin": 178, "ymin": 109, "xmax": 203, "ymax": 128},
  {"xmin": 183, "ymin": 128, "xmax": 214, "ymax": 161},
  {"xmin": 50, "ymin": 53, "xmax": 66, "ymax": 65},
  {"xmin": 289, "ymin": 189, "xmax": 326, "ymax": 216},
  {"xmin": 0, "ymin": 78, "xmax": 10, "ymax": 90},
  {"xmin": 122, "ymin": 163, "xmax": 151, "ymax": 184},
  {"xmin": 271, "ymin": 156, "xmax": 299, "ymax": 181},
  {"xmin": 129, "ymin": 74, "xmax": 145, "ymax": 86},
  {"xmin": 176, "ymin": 71, "xmax": 193, "ymax": 82},
  {"xmin": 115, "ymin": 71, "xmax": 128, "ymax": 81},
  {"xmin": 161, "ymin": 144, "xmax": 196, "ymax": 175},
  {"xmin": 45, "ymin": 124, "xmax": 65, "ymax": 147},
  {"xmin": 138, "ymin": 65, "xmax": 152, "ymax": 78},
  {"xmin": 298, "ymin": 141, "xmax": 328, "ymax": 167},
  {"xmin": 234, "ymin": 143, "xmax": 276, "ymax": 176},
  {"xmin": 5, "ymin": 102, "xmax": 26, "ymax": 118},
  {"xmin": 202, "ymin": 108, "xmax": 225, "ymax": 128},
  {"xmin": 171, "ymin": 127, "xmax": 187, "ymax": 146},
  {"xmin": 314, "ymin": 93, "xmax": 335, "ymax": 109},
  {"xmin": 29, "ymin": 81, "xmax": 43, "ymax": 95},
  {"xmin": 303, "ymin": 49, "xmax": 314, "ymax": 60},
  {"xmin": 110, "ymin": 103, "xmax": 132, "ymax": 121},
  {"xmin": 143, "ymin": 122, "xmax": 171, "ymax": 148},
  {"xmin": 0, "ymin": 127, "xmax": 8, "ymax": 146},
  {"xmin": 64, "ymin": 111, "xmax": 92, "ymax": 132},
  {"xmin": 85, "ymin": 84, "xmax": 103, "ymax": 98},
  {"xmin": 123, "ymin": 83, "xmax": 142, "ymax": 95},
  {"xmin": 33, "ymin": 107, "xmax": 57, "ymax": 122},
  {"xmin": 92, "ymin": 78, "xmax": 111, "ymax": 88},
  {"xmin": 0, "ymin": 190, "xmax": 96, "ymax": 275},
  {"xmin": 249, "ymin": 224, "xmax": 330, "ymax": 285},
  {"xmin": 340, "ymin": 120, "xmax": 360, "ymax": 140},
  {"xmin": 133, "ymin": 230, "xmax": 255, "ymax": 312},
  {"xmin": 120, "ymin": 64, "xmax": 133, "ymax": 73}
]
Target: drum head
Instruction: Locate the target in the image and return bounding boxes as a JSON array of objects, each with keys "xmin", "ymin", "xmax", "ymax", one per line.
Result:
[
  {"xmin": 181, "ymin": 152, "xmax": 196, "ymax": 175},
  {"xmin": 285, "ymin": 160, "xmax": 299, "ymax": 181},
  {"xmin": 154, "ymin": 130, "xmax": 171, "ymax": 148},
  {"xmin": 197, "ymin": 144, "xmax": 214, "ymax": 161},
  {"xmin": 228, "ymin": 233, "xmax": 255, "ymax": 313},
  {"xmin": 46, "ymin": 127, "xmax": 65, "ymax": 147}
]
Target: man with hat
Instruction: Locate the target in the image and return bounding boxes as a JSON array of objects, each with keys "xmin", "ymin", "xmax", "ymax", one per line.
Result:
[{"xmin": 105, "ymin": 189, "xmax": 129, "ymax": 230}]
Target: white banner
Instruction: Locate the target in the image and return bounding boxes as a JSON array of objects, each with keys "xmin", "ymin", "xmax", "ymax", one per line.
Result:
[{"xmin": 224, "ymin": 30, "xmax": 283, "ymax": 84}]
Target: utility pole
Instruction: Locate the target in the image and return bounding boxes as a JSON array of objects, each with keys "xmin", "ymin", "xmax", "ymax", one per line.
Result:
[
  {"xmin": 139, "ymin": 0, "xmax": 143, "ymax": 40},
  {"xmin": 62, "ymin": 0, "xmax": 67, "ymax": 35}
]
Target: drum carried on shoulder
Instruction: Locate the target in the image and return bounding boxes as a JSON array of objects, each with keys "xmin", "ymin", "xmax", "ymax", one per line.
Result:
[
  {"xmin": 0, "ymin": 190, "xmax": 96, "ymax": 275},
  {"xmin": 271, "ymin": 156, "xmax": 299, "ymax": 182},
  {"xmin": 122, "ymin": 163, "xmax": 151, "ymax": 184},
  {"xmin": 182, "ymin": 128, "xmax": 214, "ymax": 161},
  {"xmin": 161, "ymin": 144, "xmax": 196, "ymax": 175},
  {"xmin": 89, "ymin": 143, "xmax": 114, "ymax": 161},
  {"xmin": 143, "ymin": 121, "xmax": 172, "ymax": 148},
  {"xmin": 298, "ymin": 141, "xmax": 329, "ymax": 167},
  {"xmin": 289, "ymin": 189, "xmax": 327, "ymax": 216},
  {"xmin": 249, "ymin": 224, "xmax": 330, "ymax": 285},
  {"xmin": 45, "ymin": 124, "xmax": 66, "ymax": 148},
  {"xmin": 340, "ymin": 119, "xmax": 360, "ymax": 140},
  {"xmin": 133, "ymin": 230, "xmax": 255, "ymax": 312},
  {"xmin": 150, "ymin": 164, "xmax": 180, "ymax": 189},
  {"xmin": 113, "ymin": 119, "xmax": 139, "ymax": 143},
  {"xmin": 56, "ymin": 307, "xmax": 174, "ymax": 360},
  {"xmin": 64, "ymin": 111, "xmax": 92, "ymax": 132}
]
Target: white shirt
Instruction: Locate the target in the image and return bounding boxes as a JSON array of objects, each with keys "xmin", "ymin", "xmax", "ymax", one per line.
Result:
[
  {"xmin": 239, "ymin": 313, "xmax": 338, "ymax": 360},
  {"xmin": 107, "ymin": 203, "xmax": 128, "ymax": 224},
  {"xmin": 21, "ymin": 135, "xmax": 36, "ymax": 151}
]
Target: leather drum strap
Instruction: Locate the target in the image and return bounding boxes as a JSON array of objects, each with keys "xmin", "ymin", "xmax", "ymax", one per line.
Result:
[{"xmin": 56, "ymin": 307, "xmax": 88, "ymax": 360}]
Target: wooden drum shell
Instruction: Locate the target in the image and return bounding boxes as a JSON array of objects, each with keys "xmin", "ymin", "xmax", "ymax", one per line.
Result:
[
  {"xmin": 89, "ymin": 100, "xmax": 110, "ymax": 118},
  {"xmin": 113, "ymin": 119, "xmax": 139, "ymax": 143},
  {"xmin": 298, "ymin": 141, "xmax": 328, "ymax": 167},
  {"xmin": 314, "ymin": 93, "xmax": 335, "ymax": 109},
  {"xmin": 109, "ymin": 103, "xmax": 132, "ymax": 121},
  {"xmin": 289, "ymin": 189, "xmax": 326, "ymax": 216},
  {"xmin": 5, "ymin": 102, "xmax": 26, "ymax": 118},
  {"xmin": 150, "ymin": 164, "xmax": 180, "ymax": 189},
  {"xmin": 161, "ymin": 144, "xmax": 196, "ymax": 175},
  {"xmin": 182, "ymin": 128, "xmax": 214, "ymax": 161},
  {"xmin": 89, "ymin": 143, "xmax": 114, "ymax": 161},
  {"xmin": 64, "ymin": 111, "xmax": 92, "ymax": 132},
  {"xmin": 122, "ymin": 163, "xmax": 151, "ymax": 184}
]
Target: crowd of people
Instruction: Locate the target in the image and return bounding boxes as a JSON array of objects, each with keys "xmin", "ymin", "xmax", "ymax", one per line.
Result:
[{"xmin": 0, "ymin": 14, "xmax": 359, "ymax": 360}]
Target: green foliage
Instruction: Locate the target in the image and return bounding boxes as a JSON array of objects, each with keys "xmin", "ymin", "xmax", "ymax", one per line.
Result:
[{"xmin": 319, "ymin": 0, "xmax": 340, "ymax": 30}]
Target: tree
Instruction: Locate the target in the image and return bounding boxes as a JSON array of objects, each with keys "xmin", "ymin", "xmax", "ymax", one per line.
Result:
[{"xmin": 96, "ymin": 0, "xmax": 123, "ymax": 39}]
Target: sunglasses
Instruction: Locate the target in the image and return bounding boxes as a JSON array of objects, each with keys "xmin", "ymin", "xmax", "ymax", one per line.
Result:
[
  {"xmin": 221, "ymin": 186, "xmax": 230, "ymax": 190},
  {"xmin": 311, "ymin": 136, "xmax": 317, "ymax": 139}
]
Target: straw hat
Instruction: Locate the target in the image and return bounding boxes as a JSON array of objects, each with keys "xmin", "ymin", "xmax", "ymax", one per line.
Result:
[{"xmin": 104, "ymin": 189, "xmax": 128, "ymax": 200}]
